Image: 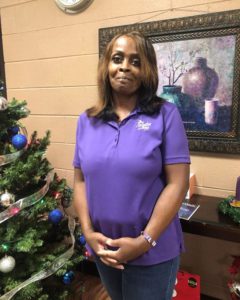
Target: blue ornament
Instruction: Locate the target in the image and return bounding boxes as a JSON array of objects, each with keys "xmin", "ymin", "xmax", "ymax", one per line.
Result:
[
  {"xmin": 11, "ymin": 134, "xmax": 27, "ymax": 150},
  {"xmin": 48, "ymin": 209, "xmax": 63, "ymax": 224},
  {"xmin": 63, "ymin": 271, "xmax": 75, "ymax": 284},
  {"xmin": 77, "ymin": 235, "xmax": 86, "ymax": 246},
  {"xmin": 8, "ymin": 126, "xmax": 19, "ymax": 136}
]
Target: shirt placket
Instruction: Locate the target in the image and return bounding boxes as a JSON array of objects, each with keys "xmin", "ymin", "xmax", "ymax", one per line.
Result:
[
  {"xmin": 114, "ymin": 127, "xmax": 120, "ymax": 146},
  {"xmin": 107, "ymin": 109, "xmax": 140, "ymax": 147}
]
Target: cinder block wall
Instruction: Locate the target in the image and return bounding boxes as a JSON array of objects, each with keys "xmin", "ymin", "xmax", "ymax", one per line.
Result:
[{"xmin": 1, "ymin": 0, "xmax": 240, "ymax": 298}]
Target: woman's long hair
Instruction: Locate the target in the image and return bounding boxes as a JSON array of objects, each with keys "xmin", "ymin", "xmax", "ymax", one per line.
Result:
[{"xmin": 87, "ymin": 31, "xmax": 163, "ymax": 121}]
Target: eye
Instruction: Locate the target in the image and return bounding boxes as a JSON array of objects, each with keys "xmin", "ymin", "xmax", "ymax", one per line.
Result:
[
  {"xmin": 112, "ymin": 55, "xmax": 122, "ymax": 64},
  {"xmin": 131, "ymin": 57, "xmax": 141, "ymax": 67}
]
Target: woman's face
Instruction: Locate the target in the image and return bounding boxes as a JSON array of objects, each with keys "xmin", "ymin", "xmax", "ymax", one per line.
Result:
[{"xmin": 108, "ymin": 36, "xmax": 142, "ymax": 97}]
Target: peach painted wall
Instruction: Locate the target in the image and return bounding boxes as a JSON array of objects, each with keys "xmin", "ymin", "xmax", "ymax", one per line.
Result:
[{"xmin": 1, "ymin": 0, "xmax": 240, "ymax": 299}]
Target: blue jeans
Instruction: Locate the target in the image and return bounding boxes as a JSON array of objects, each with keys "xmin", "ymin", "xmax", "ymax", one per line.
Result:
[{"xmin": 95, "ymin": 256, "xmax": 179, "ymax": 300}]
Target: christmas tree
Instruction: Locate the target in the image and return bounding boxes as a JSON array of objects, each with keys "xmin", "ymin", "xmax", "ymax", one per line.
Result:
[{"xmin": 0, "ymin": 97, "xmax": 86, "ymax": 300}]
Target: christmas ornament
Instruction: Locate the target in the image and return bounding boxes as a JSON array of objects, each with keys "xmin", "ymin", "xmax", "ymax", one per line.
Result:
[
  {"xmin": 0, "ymin": 96, "xmax": 8, "ymax": 111},
  {"xmin": 0, "ymin": 191, "xmax": 15, "ymax": 207},
  {"xmin": 63, "ymin": 270, "xmax": 75, "ymax": 285},
  {"xmin": 0, "ymin": 255, "xmax": 16, "ymax": 273},
  {"xmin": 48, "ymin": 209, "xmax": 63, "ymax": 224},
  {"xmin": 11, "ymin": 134, "xmax": 27, "ymax": 150},
  {"xmin": 8, "ymin": 125, "xmax": 19, "ymax": 136},
  {"xmin": 84, "ymin": 250, "xmax": 91, "ymax": 259},
  {"xmin": 61, "ymin": 187, "xmax": 73, "ymax": 208},
  {"xmin": 77, "ymin": 234, "xmax": 86, "ymax": 246},
  {"xmin": 61, "ymin": 196, "xmax": 71, "ymax": 208},
  {"xmin": 52, "ymin": 191, "xmax": 61, "ymax": 199}
]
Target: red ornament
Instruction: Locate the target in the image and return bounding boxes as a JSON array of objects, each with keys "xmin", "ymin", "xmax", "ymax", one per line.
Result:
[
  {"xmin": 84, "ymin": 250, "xmax": 91, "ymax": 258},
  {"xmin": 52, "ymin": 191, "xmax": 62, "ymax": 200}
]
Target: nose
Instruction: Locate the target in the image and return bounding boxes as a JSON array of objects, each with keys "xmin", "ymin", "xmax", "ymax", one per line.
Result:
[
  {"xmin": 119, "ymin": 59, "xmax": 130, "ymax": 72},
  {"xmin": 119, "ymin": 67, "xmax": 129, "ymax": 72}
]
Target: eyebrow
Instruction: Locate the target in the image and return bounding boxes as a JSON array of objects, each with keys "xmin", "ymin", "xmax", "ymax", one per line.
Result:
[{"xmin": 111, "ymin": 50, "xmax": 140, "ymax": 57}]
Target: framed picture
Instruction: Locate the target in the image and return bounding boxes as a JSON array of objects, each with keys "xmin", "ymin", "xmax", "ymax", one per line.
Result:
[{"xmin": 99, "ymin": 9, "xmax": 240, "ymax": 154}]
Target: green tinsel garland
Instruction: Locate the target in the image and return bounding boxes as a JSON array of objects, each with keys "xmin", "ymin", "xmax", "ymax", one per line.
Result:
[{"xmin": 218, "ymin": 195, "xmax": 240, "ymax": 225}]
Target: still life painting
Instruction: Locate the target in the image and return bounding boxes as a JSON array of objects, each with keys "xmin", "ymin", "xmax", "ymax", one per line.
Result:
[{"xmin": 153, "ymin": 35, "xmax": 235, "ymax": 133}]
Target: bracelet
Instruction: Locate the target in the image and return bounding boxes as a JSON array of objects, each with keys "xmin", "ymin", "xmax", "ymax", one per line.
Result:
[{"xmin": 141, "ymin": 231, "xmax": 157, "ymax": 247}]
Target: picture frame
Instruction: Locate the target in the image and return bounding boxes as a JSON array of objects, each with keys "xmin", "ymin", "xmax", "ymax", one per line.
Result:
[{"xmin": 99, "ymin": 9, "xmax": 240, "ymax": 154}]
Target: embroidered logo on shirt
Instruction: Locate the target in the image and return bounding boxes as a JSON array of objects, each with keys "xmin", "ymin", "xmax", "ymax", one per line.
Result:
[{"xmin": 136, "ymin": 120, "xmax": 152, "ymax": 131}]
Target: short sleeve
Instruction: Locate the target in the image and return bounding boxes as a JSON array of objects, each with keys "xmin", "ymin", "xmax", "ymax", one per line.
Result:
[
  {"xmin": 73, "ymin": 115, "xmax": 82, "ymax": 168},
  {"xmin": 162, "ymin": 105, "xmax": 190, "ymax": 165}
]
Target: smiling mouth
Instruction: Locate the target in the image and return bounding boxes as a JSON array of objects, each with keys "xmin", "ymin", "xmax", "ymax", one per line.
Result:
[{"xmin": 117, "ymin": 77, "xmax": 131, "ymax": 81}]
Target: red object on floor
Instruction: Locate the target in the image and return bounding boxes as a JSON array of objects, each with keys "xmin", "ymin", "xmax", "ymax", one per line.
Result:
[{"xmin": 172, "ymin": 270, "xmax": 200, "ymax": 300}]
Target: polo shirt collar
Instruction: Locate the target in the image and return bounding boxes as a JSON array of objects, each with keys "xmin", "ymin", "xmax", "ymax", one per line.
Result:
[{"xmin": 106, "ymin": 106, "xmax": 142, "ymax": 128}]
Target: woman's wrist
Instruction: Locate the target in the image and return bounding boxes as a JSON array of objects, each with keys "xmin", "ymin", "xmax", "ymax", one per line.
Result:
[
  {"xmin": 140, "ymin": 231, "xmax": 157, "ymax": 247},
  {"xmin": 136, "ymin": 235, "xmax": 152, "ymax": 253},
  {"xmin": 82, "ymin": 226, "xmax": 95, "ymax": 238}
]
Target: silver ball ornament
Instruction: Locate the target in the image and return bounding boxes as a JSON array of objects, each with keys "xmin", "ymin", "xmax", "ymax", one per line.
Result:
[
  {"xmin": 0, "ymin": 191, "xmax": 15, "ymax": 207},
  {"xmin": 0, "ymin": 96, "xmax": 8, "ymax": 111},
  {"xmin": 0, "ymin": 256, "xmax": 16, "ymax": 273}
]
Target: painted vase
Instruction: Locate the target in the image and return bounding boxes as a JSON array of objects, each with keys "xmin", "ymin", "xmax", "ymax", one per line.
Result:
[
  {"xmin": 160, "ymin": 85, "xmax": 182, "ymax": 107},
  {"xmin": 182, "ymin": 57, "xmax": 219, "ymax": 100}
]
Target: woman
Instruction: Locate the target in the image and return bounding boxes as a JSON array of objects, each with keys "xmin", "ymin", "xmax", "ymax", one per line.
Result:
[{"xmin": 73, "ymin": 31, "xmax": 190, "ymax": 300}]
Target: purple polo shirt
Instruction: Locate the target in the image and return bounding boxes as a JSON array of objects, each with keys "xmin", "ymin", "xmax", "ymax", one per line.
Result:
[{"xmin": 73, "ymin": 101, "xmax": 190, "ymax": 266}]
